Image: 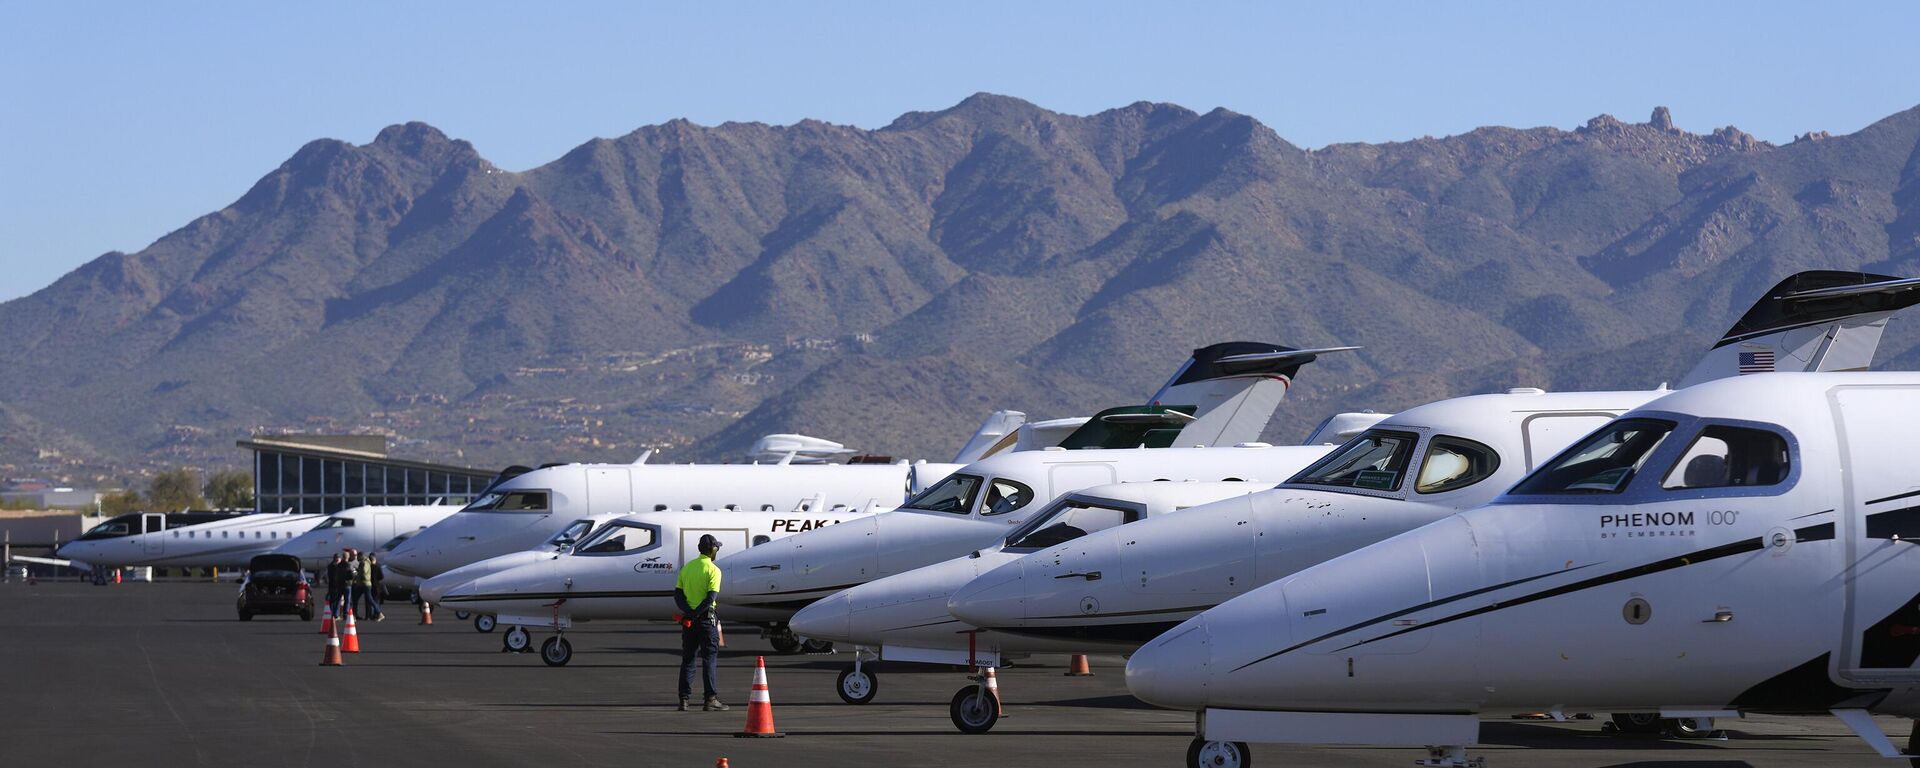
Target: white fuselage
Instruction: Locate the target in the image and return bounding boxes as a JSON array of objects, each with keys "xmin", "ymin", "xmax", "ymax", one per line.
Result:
[
  {"xmin": 718, "ymin": 443, "xmax": 1337, "ymax": 617},
  {"xmin": 788, "ymin": 482, "xmax": 1268, "ymax": 665},
  {"xmin": 272, "ymin": 505, "xmax": 460, "ymax": 563},
  {"xmin": 415, "ymin": 513, "xmax": 628, "ymax": 605},
  {"xmin": 434, "ymin": 509, "xmax": 880, "ymax": 626},
  {"xmin": 946, "ymin": 390, "xmax": 1647, "ymax": 649},
  {"xmin": 56, "ymin": 513, "xmax": 324, "ymax": 569},
  {"xmin": 385, "ymin": 461, "xmax": 959, "ymax": 580},
  {"xmin": 1127, "ymin": 373, "xmax": 1920, "ymax": 740}
]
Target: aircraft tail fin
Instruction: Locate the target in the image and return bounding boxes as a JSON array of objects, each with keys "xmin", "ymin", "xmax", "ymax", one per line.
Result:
[
  {"xmin": 1676, "ymin": 271, "xmax": 1920, "ymax": 388},
  {"xmin": 1153, "ymin": 342, "xmax": 1360, "ymax": 447},
  {"xmin": 950, "ymin": 410, "xmax": 1027, "ymax": 463}
]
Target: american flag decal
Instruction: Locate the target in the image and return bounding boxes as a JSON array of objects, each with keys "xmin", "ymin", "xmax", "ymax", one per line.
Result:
[{"xmin": 1738, "ymin": 350, "xmax": 1776, "ymax": 374}]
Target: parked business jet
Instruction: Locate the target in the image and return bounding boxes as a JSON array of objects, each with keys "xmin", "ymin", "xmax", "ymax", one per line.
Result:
[
  {"xmin": 430, "ymin": 503, "xmax": 889, "ymax": 665},
  {"xmin": 415, "ymin": 512, "xmax": 626, "ymax": 622},
  {"xmin": 788, "ymin": 482, "xmax": 1265, "ymax": 707},
  {"xmin": 387, "ymin": 340, "xmax": 1341, "ymax": 581},
  {"xmin": 272, "ymin": 503, "xmax": 460, "ymax": 564},
  {"xmin": 56, "ymin": 511, "xmax": 323, "ymax": 571},
  {"xmin": 1126, "ymin": 371, "xmax": 1920, "ymax": 768}
]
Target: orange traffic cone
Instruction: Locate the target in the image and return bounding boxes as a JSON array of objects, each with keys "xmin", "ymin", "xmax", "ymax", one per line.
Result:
[
  {"xmin": 113, "ymin": 569, "xmax": 121, "ymax": 584},
  {"xmin": 319, "ymin": 621, "xmax": 343, "ymax": 666},
  {"xmin": 1066, "ymin": 653, "xmax": 1094, "ymax": 676},
  {"xmin": 715, "ymin": 760, "xmax": 729, "ymax": 768},
  {"xmin": 986, "ymin": 667, "xmax": 1004, "ymax": 716},
  {"xmin": 341, "ymin": 607, "xmax": 361, "ymax": 653},
  {"xmin": 319, "ymin": 602, "xmax": 334, "ymax": 635},
  {"xmin": 419, "ymin": 601, "xmax": 433, "ymax": 626},
  {"xmin": 734, "ymin": 656, "xmax": 785, "ymax": 738}
]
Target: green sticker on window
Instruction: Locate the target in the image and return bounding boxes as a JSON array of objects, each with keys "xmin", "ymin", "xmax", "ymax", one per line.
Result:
[{"xmin": 1354, "ymin": 470, "xmax": 1398, "ymax": 490}]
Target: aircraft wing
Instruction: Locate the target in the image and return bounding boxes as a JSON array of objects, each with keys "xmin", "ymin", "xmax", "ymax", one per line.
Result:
[{"xmin": 8, "ymin": 554, "xmax": 75, "ymax": 568}]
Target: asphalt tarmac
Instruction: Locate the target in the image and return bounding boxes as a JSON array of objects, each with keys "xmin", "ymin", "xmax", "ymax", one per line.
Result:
[{"xmin": 0, "ymin": 581, "xmax": 1908, "ymax": 767}]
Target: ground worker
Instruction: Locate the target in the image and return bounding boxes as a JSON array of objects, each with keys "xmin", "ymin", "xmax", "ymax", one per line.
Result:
[
  {"xmin": 350, "ymin": 550, "xmax": 372, "ymax": 619},
  {"xmin": 675, "ymin": 534, "xmax": 726, "ymax": 712}
]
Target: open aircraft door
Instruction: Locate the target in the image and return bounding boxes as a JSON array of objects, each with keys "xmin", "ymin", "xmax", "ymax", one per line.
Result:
[
  {"xmin": 1832, "ymin": 384, "xmax": 1920, "ymax": 682},
  {"xmin": 141, "ymin": 513, "xmax": 164, "ymax": 555}
]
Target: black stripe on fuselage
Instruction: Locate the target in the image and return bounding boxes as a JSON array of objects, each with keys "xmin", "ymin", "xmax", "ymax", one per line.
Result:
[
  {"xmin": 1795, "ymin": 522, "xmax": 1836, "ymax": 542},
  {"xmin": 1227, "ymin": 565, "xmax": 1599, "ymax": 673},
  {"xmin": 1865, "ymin": 505, "xmax": 1920, "ymax": 540},
  {"xmin": 986, "ymin": 622, "xmax": 1184, "ymax": 645},
  {"xmin": 1323, "ymin": 536, "xmax": 1768, "ymax": 655},
  {"xmin": 440, "ymin": 590, "xmax": 676, "ymax": 604},
  {"xmin": 1867, "ymin": 489, "xmax": 1920, "ymax": 506}
]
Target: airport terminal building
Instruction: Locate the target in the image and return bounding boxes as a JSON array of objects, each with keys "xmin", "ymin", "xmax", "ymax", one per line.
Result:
[{"xmin": 237, "ymin": 435, "xmax": 497, "ymax": 515}]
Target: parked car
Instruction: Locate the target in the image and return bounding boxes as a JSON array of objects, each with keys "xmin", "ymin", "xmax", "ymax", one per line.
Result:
[{"xmin": 237, "ymin": 554, "xmax": 312, "ymax": 621}]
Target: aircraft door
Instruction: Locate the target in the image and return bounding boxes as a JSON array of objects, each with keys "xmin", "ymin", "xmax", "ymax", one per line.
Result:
[
  {"xmin": 1834, "ymin": 385, "xmax": 1920, "ymax": 682},
  {"xmin": 374, "ymin": 513, "xmax": 395, "ymax": 547},
  {"xmin": 141, "ymin": 514, "xmax": 164, "ymax": 555},
  {"xmin": 681, "ymin": 528, "xmax": 749, "ymax": 565},
  {"xmin": 587, "ymin": 469, "xmax": 633, "ymax": 516}
]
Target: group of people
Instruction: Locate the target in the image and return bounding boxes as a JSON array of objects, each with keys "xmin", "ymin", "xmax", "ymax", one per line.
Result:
[{"xmin": 324, "ymin": 549, "xmax": 386, "ymax": 621}]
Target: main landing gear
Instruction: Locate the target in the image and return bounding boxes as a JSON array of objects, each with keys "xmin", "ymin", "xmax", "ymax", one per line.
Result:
[
  {"xmin": 1604, "ymin": 713, "xmax": 1720, "ymax": 739},
  {"xmin": 835, "ymin": 649, "xmax": 878, "ymax": 705},
  {"xmin": 502, "ymin": 625, "xmax": 531, "ymax": 653},
  {"xmin": 472, "ymin": 614, "xmax": 496, "ymax": 633},
  {"xmin": 767, "ymin": 625, "xmax": 801, "ymax": 655}
]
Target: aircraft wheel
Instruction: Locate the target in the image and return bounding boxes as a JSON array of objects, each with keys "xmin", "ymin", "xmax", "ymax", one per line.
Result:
[
  {"xmin": 1609, "ymin": 712, "xmax": 1661, "ymax": 734},
  {"xmin": 1186, "ymin": 738, "xmax": 1252, "ymax": 768},
  {"xmin": 503, "ymin": 625, "xmax": 531, "ymax": 653},
  {"xmin": 836, "ymin": 666, "xmax": 878, "ymax": 704},
  {"xmin": 802, "ymin": 638, "xmax": 834, "ymax": 654},
  {"xmin": 238, "ymin": 609, "xmax": 253, "ymax": 621},
  {"xmin": 769, "ymin": 627, "xmax": 801, "ymax": 654},
  {"xmin": 1670, "ymin": 717, "xmax": 1713, "ymax": 737},
  {"xmin": 474, "ymin": 614, "xmax": 496, "ymax": 633},
  {"xmin": 454, "ymin": 610, "xmax": 472, "ymax": 620},
  {"xmin": 540, "ymin": 636, "xmax": 573, "ymax": 667},
  {"xmin": 1907, "ymin": 719, "xmax": 1919, "ymax": 768},
  {"xmin": 948, "ymin": 686, "xmax": 1000, "ymax": 734}
]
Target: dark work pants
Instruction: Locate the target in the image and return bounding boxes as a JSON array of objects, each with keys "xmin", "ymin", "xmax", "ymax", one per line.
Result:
[{"xmin": 679, "ymin": 620, "xmax": 721, "ymax": 701}]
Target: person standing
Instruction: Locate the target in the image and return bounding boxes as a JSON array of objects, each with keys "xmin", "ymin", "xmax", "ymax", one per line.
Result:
[
  {"xmin": 350, "ymin": 550, "xmax": 371, "ymax": 619},
  {"xmin": 366, "ymin": 553, "xmax": 386, "ymax": 621},
  {"xmin": 674, "ymin": 534, "xmax": 727, "ymax": 712},
  {"xmin": 325, "ymin": 553, "xmax": 347, "ymax": 617}
]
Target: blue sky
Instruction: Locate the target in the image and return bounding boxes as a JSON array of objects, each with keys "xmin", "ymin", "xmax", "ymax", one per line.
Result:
[{"xmin": 3, "ymin": 1, "xmax": 1917, "ymax": 301}]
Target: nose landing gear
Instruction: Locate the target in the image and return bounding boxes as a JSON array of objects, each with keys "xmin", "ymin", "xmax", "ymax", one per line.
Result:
[
  {"xmin": 1185, "ymin": 739, "xmax": 1251, "ymax": 768},
  {"xmin": 835, "ymin": 649, "xmax": 878, "ymax": 704},
  {"xmin": 539, "ymin": 634, "xmax": 573, "ymax": 666}
]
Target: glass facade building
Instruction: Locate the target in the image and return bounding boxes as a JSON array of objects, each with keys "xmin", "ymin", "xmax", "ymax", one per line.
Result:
[{"xmin": 238, "ymin": 436, "xmax": 497, "ymax": 515}]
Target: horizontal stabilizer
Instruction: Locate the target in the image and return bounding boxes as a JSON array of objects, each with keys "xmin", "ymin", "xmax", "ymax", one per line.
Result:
[
  {"xmin": 1213, "ymin": 346, "xmax": 1364, "ymax": 368},
  {"xmin": 1679, "ymin": 271, "xmax": 1920, "ymax": 388}
]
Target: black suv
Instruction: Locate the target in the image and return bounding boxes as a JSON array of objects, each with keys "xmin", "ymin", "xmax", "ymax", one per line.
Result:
[{"xmin": 237, "ymin": 554, "xmax": 313, "ymax": 621}]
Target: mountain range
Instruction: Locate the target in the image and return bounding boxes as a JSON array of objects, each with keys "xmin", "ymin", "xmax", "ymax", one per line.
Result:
[{"xmin": 5, "ymin": 94, "xmax": 1920, "ymax": 484}]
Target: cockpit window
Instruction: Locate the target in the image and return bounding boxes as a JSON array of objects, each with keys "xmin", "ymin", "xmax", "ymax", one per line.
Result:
[
  {"xmin": 1512, "ymin": 419, "xmax": 1675, "ymax": 495},
  {"xmin": 572, "ymin": 522, "xmax": 659, "ymax": 556},
  {"xmin": 1414, "ymin": 436, "xmax": 1502, "ymax": 494},
  {"xmin": 980, "ymin": 478, "xmax": 1034, "ymax": 517},
  {"xmin": 84, "ymin": 521, "xmax": 131, "ymax": 538},
  {"xmin": 547, "ymin": 519, "xmax": 597, "ymax": 549},
  {"xmin": 901, "ymin": 473, "xmax": 982, "ymax": 515},
  {"xmin": 1005, "ymin": 498, "xmax": 1139, "ymax": 550},
  {"xmin": 1660, "ymin": 426, "xmax": 1790, "ymax": 490},
  {"xmin": 1289, "ymin": 430, "xmax": 1420, "ymax": 492},
  {"xmin": 313, "ymin": 517, "xmax": 355, "ymax": 530},
  {"xmin": 378, "ymin": 531, "xmax": 416, "ymax": 552},
  {"xmin": 464, "ymin": 490, "xmax": 550, "ymax": 513}
]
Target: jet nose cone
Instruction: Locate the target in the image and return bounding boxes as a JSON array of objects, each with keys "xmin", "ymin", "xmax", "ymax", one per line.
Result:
[
  {"xmin": 1125, "ymin": 615, "xmax": 1213, "ymax": 710},
  {"xmin": 789, "ymin": 590, "xmax": 852, "ymax": 643},
  {"xmin": 417, "ymin": 572, "xmax": 460, "ymax": 604},
  {"xmin": 947, "ymin": 560, "xmax": 1025, "ymax": 627}
]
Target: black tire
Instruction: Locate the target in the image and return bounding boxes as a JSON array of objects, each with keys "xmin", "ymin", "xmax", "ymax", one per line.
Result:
[
  {"xmin": 503, "ymin": 625, "xmax": 531, "ymax": 653},
  {"xmin": 454, "ymin": 610, "xmax": 472, "ymax": 621},
  {"xmin": 474, "ymin": 614, "xmax": 496, "ymax": 633},
  {"xmin": 836, "ymin": 666, "xmax": 878, "ymax": 704},
  {"xmin": 540, "ymin": 636, "xmax": 573, "ymax": 667},
  {"xmin": 238, "ymin": 610, "xmax": 254, "ymax": 621},
  {"xmin": 1908, "ymin": 719, "xmax": 1920, "ymax": 768},
  {"xmin": 1186, "ymin": 738, "xmax": 1252, "ymax": 768},
  {"xmin": 1670, "ymin": 717, "xmax": 1713, "ymax": 737},
  {"xmin": 300, "ymin": 608, "xmax": 315, "ymax": 621},
  {"xmin": 1609, "ymin": 712, "xmax": 1661, "ymax": 734},
  {"xmin": 948, "ymin": 686, "xmax": 1000, "ymax": 734},
  {"xmin": 770, "ymin": 633, "xmax": 801, "ymax": 654},
  {"xmin": 802, "ymin": 638, "xmax": 834, "ymax": 654}
]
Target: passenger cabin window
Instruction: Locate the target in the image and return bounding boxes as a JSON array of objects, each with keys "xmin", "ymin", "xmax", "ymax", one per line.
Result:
[
  {"xmin": 981, "ymin": 479, "xmax": 1035, "ymax": 517},
  {"xmin": 1289, "ymin": 430, "xmax": 1420, "ymax": 492},
  {"xmin": 1513, "ymin": 419, "xmax": 1675, "ymax": 495},
  {"xmin": 752, "ymin": 535, "xmax": 771, "ymax": 546},
  {"xmin": 573, "ymin": 523, "xmax": 659, "ymax": 556},
  {"xmin": 1661, "ymin": 426, "xmax": 1790, "ymax": 490},
  {"xmin": 1415, "ymin": 437, "xmax": 1502, "ymax": 494},
  {"xmin": 1006, "ymin": 500, "xmax": 1138, "ymax": 549},
  {"xmin": 464, "ymin": 490, "xmax": 551, "ymax": 513},
  {"xmin": 902, "ymin": 473, "xmax": 983, "ymax": 515}
]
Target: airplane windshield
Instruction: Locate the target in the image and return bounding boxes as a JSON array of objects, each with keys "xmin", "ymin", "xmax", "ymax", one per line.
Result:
[
  {"xmin": 572, "ymin": 522, "xmax": 659, "ymax": 556},
  {"xmin": 1513, "ymin": 419, "xmax": 1675, "ymax": 495},
  {"xmin": 462, "ymin": 490, "xmax": 550, "ymax": 513},
  {"xmin": 901, "ymin": 473, "xmax": 983, "ymax": 515},
  {"xmin": 1005, "ymin": 498, "xmax": 1139, "ymax": 550},
  {"xmin": 82, "ymin": 521, "xmax": 132, "ymax": 539},
  {"xmin": 312, "ymin": 517, "xmax": 355, "ymax": 530},
  {"xmin": 1289, "ymin": 430, "xmax": 1421, "ymax": 492},
  {"xmin": 377, "ymin": 531, "xmax": 416, "ymax": 552},
  {"xmin": 546, "ymin": 519, "xmax": 597, "ymax": 549}
]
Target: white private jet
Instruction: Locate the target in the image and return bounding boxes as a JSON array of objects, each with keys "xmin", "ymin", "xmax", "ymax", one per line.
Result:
[
  {"xmin": 272, "ymin": 502, "xmax": 461, "ymax": 564},
  {"xmin": 56, "ymin": 511, "xmax": 323, "ymax": 572},
  {"xmin": 1126, "ymin": 371, "xmax": 1920, "ymax": 768},
  {"xmin": 429, "ymin": 502, "xmax": 888, "ymax": 665},
  {"xmin": 385, "ymin": 340, "xmax": 1348, "ymax": 582},
  {"xmin": 943, "ymin": 270, "xmax": 1920, "ymax": 735},
  {"xmin": 416, "ymin": 512, "xmax": 628, "ymax": 626},
  {"xmin": 788, "ymin": 481, "xmax": 1268, "ymax": 707}
]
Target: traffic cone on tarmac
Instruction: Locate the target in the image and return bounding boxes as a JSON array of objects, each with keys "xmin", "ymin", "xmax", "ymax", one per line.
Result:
[
  {"xmin": 1066, "ymin": 653, "xmax": 1094, "ymax": 676},
  {"xmin": 319, "ymin": 602, "xmax": 334, "ymax": 635},
  {"xmin": 319, "ymin": 621, "xmax": 343, "ymax": 666},
  {"xmin": 419, "ymin": 601, "xmax": 433, "ymax": 626},
  {"xmin": 986, "ymin": 667, "xmax": 1004, "ymax": 716},
  {"xmin": 734, "ymin": 656, "xmax": 785, "ymax": 738},
  {"xmin": 341, "ymin": 607, "xmax": 361, "ymax": 653}
]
